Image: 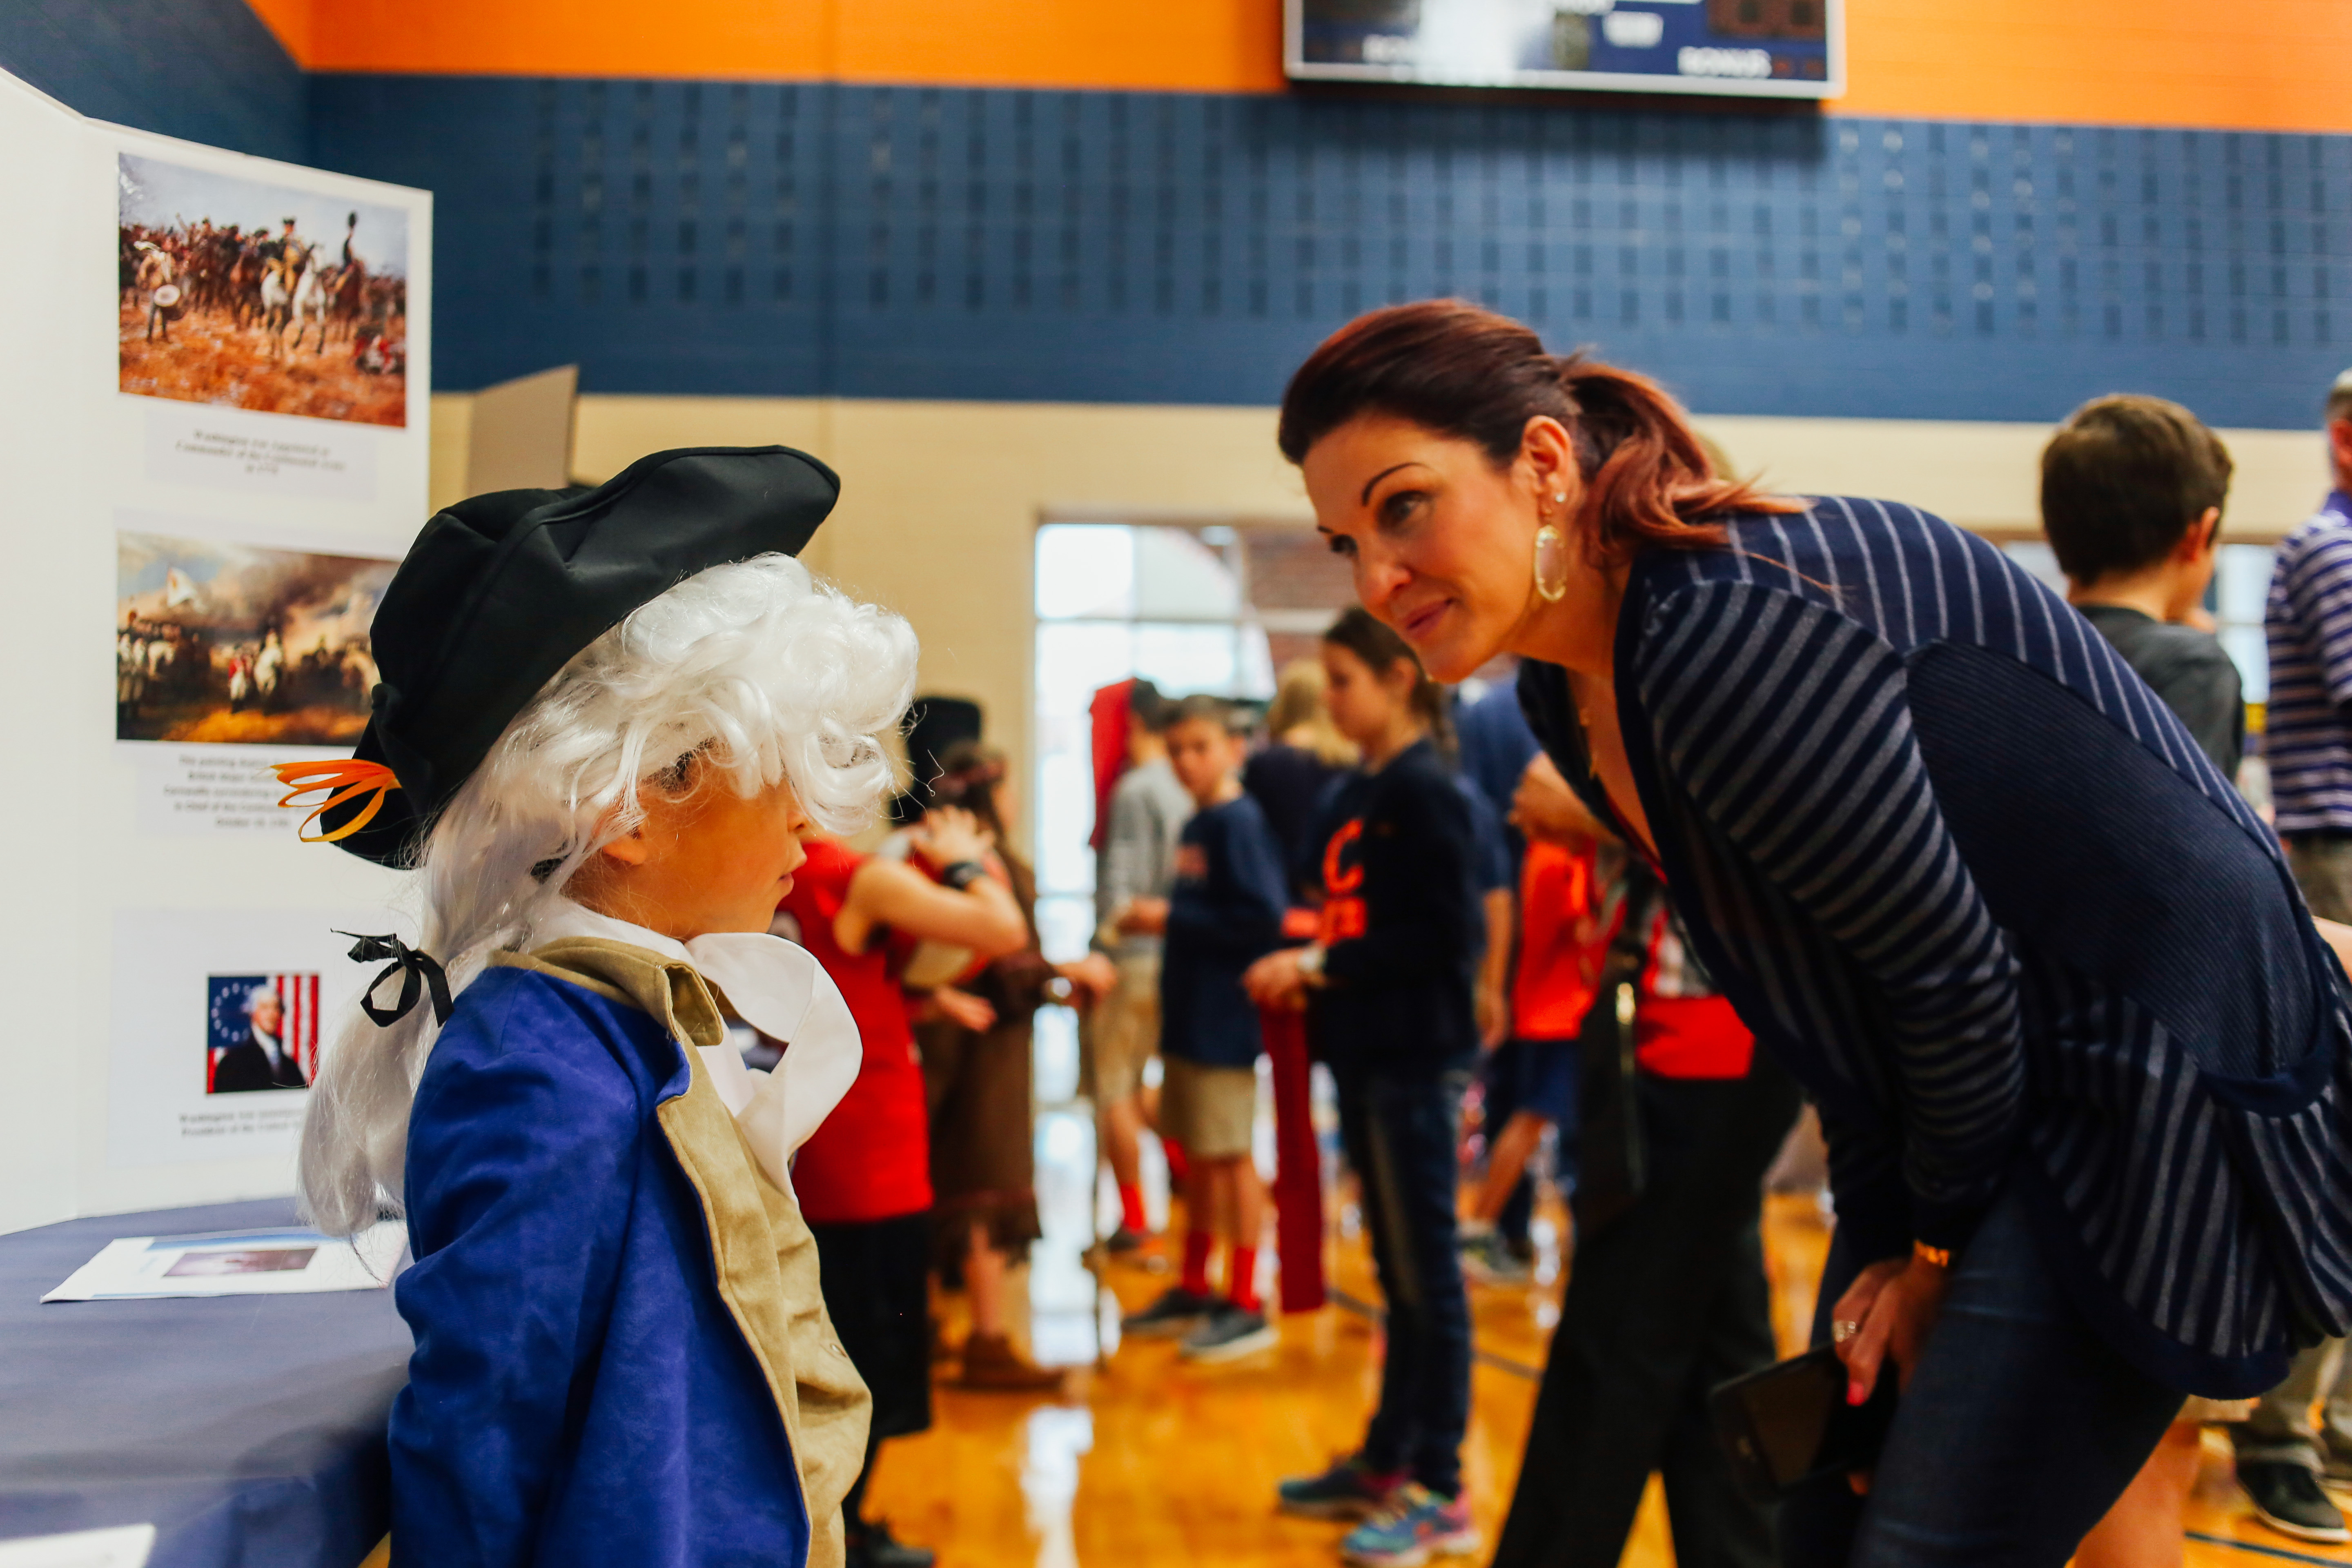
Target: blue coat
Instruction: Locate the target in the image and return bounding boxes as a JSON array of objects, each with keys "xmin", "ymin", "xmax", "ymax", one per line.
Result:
[{"xmin": 390, "ymin": 943, "xmax": 869, "ymax": 1567}]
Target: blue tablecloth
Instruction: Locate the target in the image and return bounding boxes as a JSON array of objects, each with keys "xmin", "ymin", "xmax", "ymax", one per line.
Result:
[{"xmin": 0, "ymin": 1198, "xmax": 410, "ymax": 1568}]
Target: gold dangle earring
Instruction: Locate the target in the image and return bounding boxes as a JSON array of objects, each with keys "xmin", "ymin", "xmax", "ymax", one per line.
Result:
[{"xmin": 1533, "ymin": 489, "xmax": 1570, "ymax": 602}]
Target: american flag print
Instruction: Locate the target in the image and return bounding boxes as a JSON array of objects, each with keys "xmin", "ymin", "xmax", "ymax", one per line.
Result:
[{"xmin": 205, "ymin": 971, "xmax": 321, "ymax": 1092}]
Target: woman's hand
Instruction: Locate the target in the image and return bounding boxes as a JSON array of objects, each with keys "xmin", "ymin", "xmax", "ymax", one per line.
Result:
[
  {"xmin": 1830, "ymin": 1252, "xmax": 1951, "ymax": 1490},
  {"xmin": 1244, "ymin": 947, "xmax": 1312, "ymax": 1011},
  {"xmin": 908, "ymin": 805, "xmax": 994, "ymax": 870},
  {"xmin": 925, "ymin": 986, "xmax": 997, "ymax": 1032}
]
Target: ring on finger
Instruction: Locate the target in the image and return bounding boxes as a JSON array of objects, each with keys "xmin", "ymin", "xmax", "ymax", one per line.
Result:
[{"xmin": 1831, "ymin": 1319, "xmax": 1862, "ymax": 1344}]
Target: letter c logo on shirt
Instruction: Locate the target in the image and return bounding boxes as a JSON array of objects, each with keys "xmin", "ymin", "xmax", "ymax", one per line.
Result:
[{"xmin": 1323, "ymin": 818, "xmax": 1365, "ymax": 895}]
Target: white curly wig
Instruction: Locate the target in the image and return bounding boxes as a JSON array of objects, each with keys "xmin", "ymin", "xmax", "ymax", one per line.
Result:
[{"xmin": 299, "ymin": 553, "xmax": 916, "ymax": 1235}]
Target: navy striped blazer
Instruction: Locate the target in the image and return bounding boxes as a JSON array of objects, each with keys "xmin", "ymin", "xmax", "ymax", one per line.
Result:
[{"xmin": 1519, "ymin": 499, "xmax": 2352, "ymax": 1396}]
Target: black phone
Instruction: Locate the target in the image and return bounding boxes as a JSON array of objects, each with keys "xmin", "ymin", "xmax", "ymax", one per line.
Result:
[{"xmin": 1708, "ymin": 1348, "xmax": 1898, "ymax": 1501}]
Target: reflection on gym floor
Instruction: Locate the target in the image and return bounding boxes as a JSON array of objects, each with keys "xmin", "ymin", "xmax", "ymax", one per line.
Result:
[{"xmin": 866, "ymin": 1056, "xmax": 2352, "ymax": 1568}]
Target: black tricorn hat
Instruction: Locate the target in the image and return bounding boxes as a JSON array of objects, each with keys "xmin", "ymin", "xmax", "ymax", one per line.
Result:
[{"xmin": 305, "ymin": 445, "xmax": 840, "ymax": 864}]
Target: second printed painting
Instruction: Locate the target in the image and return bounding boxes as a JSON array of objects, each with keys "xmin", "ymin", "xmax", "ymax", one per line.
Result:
[{"xmin": 116, "ymin": 527, "xmax": 395, "ymax": 748}]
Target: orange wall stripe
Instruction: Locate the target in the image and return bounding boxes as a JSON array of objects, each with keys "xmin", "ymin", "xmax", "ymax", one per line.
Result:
[
  {"xmin": 266, "ymin": 0, "xmax": 2352, "ymax": 136},
  {"xmin": 833, "ymin": 0, "xmax": 1285, "ymax": 94},
  {"xmin": 302, "ymin": 0, "xmax": 831, "ymax": 80},
  {"xmin": 242, "ymin": 0, "xmax": 310, "ymax": 65},
  {"xmin": 1830, "ymin": 0, "xmax": 2352, "ymax": 134}
]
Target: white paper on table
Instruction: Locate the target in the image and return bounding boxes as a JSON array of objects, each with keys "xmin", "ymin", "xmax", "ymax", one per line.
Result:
[
  {"xmin": 40, "ymin": 1222, "xmax": 406, "ymax": 1302},
  {"xmin": 0, "ymin": 1524, "xmax": 157, "ymax": 1567}
]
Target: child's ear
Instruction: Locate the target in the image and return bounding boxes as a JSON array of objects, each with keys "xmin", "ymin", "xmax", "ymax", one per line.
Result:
[
  {"xmin": 597, "ymin": 825, "xmax": 653, "ymax": 867},
  {"xmin": 2178, "ymin": 507, "xmax": 2223, "ymax": 561}
]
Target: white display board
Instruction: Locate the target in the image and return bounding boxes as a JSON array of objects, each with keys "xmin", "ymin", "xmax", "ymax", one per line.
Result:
[{"xmin": 0, "ymin": 68, "xmax": 424, "ymax": 1233}]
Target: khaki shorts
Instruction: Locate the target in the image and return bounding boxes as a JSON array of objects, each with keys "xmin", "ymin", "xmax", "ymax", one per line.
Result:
[
  {"xmin": 1159, "ymin": 1056, "xmax": 1258, "ymax": 1160},
  {"xmin": 2287, "ymin": 834, "xmax": 2352, "ymax": 925},
  {"xmin": 1082, "ymin": 951, "xmax": 1160, "ymax": 1105}
]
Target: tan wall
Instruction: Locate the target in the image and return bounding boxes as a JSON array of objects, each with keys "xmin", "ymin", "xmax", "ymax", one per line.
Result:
[{"xmin": 427, "ymin": 391, "xmax": 2335, "ymax": 828}]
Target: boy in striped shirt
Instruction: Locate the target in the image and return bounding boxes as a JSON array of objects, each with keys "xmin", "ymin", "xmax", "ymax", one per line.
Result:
[{"xmin": 2245, "ymin": 369, "xmax": 2352, "ymax": 1541}]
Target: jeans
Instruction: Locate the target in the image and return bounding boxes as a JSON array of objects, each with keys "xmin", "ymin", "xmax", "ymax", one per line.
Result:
[
  {"xmin": 1781, "ymin": 1180, "xmax": 2183, "ymax": 1567},
  {"xmin": 1335, "ymin": 1060, "xmax": 1474, "ymax": 1499}
]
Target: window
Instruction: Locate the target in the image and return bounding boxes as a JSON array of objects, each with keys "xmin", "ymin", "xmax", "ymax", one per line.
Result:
[{"xmin": 1033, "ymin": 524, "xmax": 1273, "ymax": 969}]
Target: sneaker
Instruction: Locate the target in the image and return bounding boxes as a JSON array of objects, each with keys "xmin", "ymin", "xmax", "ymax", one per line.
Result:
[
  {"xmin": 2242, "ymin": 1460, "xmax": 2351, "ymax": 1544},
  {"xmin": 1180, "ymin": 1302, "xmax": 1277, "ymax": 1363},
  {"xmin": 1459, "ymin": 1231, "xmax": 1532, "ymax": 1286},
  {"xmin": 845, "ymin": 1518, "xmax": 935, "ymax": 1568},
  {"xmin": 1340, "ymin": 1485, "xmax": 1479, "ymax": 1567},
  {"xmin": 2323, "ymin": 1441, "xmax": 2352, "ymax": 1488},
  {"xmin": 1122, "ymin": 1285, "xmax": 1218, "ymax": 1337},
  {"xmin": 1104, "ymin": 1225, "xmax": 1147, "ymax": 1254},
  {"xmin": 1277, "ymin": 1455, "xmax": 1404, "ymax": 1521}
]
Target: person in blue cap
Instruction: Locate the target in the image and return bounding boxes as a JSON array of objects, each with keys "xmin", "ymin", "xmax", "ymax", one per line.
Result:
[{"xmin": 275, "ymin": 446, "xmax": 918, "ymax": 1568}]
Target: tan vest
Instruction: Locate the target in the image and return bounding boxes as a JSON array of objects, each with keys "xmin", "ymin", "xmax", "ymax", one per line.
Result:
[{"xmin": 490, "ymin": 936, "xmax": 872, "ymax": 1568}]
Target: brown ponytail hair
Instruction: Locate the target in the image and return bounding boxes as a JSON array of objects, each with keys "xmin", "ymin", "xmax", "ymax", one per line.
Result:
[
  {"xmin": 1323, "ymin": 606, "xmax": 1454, "ymax": 762},
  {"xmin": 1277, "ymin": 299, "xmax": 1800, "ymax": 564}
]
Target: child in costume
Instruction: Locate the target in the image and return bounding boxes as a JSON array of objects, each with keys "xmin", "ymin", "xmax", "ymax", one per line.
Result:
[{"xmin": 276, "ymin": 446, "xmax": 916, "ymax": 1568}]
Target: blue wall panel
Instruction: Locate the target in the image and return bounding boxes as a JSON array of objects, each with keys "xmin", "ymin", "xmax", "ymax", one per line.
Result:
[
  {"xmin": 0, "ymin": 0, "xmax": 307, "ymax": 164},
  {"xmin": 311, "ymin": 76, "xmax": 2352, "ymax": 428}
]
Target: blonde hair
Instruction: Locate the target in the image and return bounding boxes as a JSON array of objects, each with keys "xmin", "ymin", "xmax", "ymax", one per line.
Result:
[
  {"xmin": 298, "ymin": 554, "xmax": 917, "ymax": 1235},
  {"xmin": 1265, "ymin": 658, "xmax": 1359, "ymax": 767}
]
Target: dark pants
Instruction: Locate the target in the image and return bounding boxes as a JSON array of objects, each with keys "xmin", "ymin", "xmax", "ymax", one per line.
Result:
[
  {"xmin": 1492, "ymin": 1060, "xmax": 1801, "ymax": 1568},
  {"xmin": 1336, "ymin": 1060, "xmax": 1475, "ymax": 1499},
  {"xmin": 1780, "ymin": 1180, "xmax": 2182, "ymax": 1568},
  {"xmin": 1480, "ymin": 1039, "xmax": 1579, "ymax": 1247},
  {"xmin": 807, "ymin": 1211, "xmax": 933, "ymax": 1531},
  {"xmin": 1482, "ymin": 1047, "xmax": 1535, "ymax": 1247}
]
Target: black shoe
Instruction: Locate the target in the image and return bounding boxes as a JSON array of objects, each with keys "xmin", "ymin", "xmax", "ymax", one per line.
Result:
[
  {"xmin": 847, "ymin": 1518, "xmax": 936, "ymax": 1568},
  {"xmin": 1104, "ymin": 1225, "xmax": 1146, "ymax": 1254},
  {"xmin": 1122, "ymin": 1285, "xmax": 1217, "ymax": 1337},
  {"xmin": 2242, "ymin": 1461, "xmax": 2351, "ymax": 1543},
  {"xmin": 1180, "ymin": 1302, "xmax": 1277, "ymax": 1362}
]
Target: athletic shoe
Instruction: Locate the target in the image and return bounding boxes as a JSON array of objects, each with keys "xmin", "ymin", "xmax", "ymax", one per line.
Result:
[
  {"xmin": 1103, "ymin": 1225, "xmax": 1147, "ymax": 1254},
  {"xmin": 1121, "ymin": 1285, "xmax": 1218, "ymax": 1337},
  {"xmin": 1459, "ymin": 1231, "xmax": 1532, "ymax": 1286},
  {"xmin": 845, "ymin": 1518, "xmax": 935, "ymax": 1568},
  {"xmin": 1340, "ymin": 1486, "xmax": 1479, "ymax": 1567},
  {"xmin": 2241, "ymin": 1461, "xmax": 2351, "ymax": 1543},
  {"xmin": 1277, "ymin": 1455, "xmax": 1404, "ymax": 1521},
  {"xmin": 1180, "ymin": 1303, "xmax": 1277, "ymax": 1362},
  {"xmin": 2323, "ymin": 1441, "xmax": 2352, "ymax": 1488}
]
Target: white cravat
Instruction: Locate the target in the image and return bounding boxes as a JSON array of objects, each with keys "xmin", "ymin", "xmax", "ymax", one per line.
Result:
[{"xmin": 528, "ymin": 898, "xmax": 863, "ymax": 1194}]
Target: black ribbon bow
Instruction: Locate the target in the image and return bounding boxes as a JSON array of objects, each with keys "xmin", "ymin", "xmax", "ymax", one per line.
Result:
[{"xmin": 337, "ymin": 931, "xmax": 455, "ymax": 1027}]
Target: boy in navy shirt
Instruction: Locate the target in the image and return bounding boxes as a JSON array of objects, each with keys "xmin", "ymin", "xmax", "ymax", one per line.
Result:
[{"xmin": 1120, "ymin": 695, "xmax": 1291, "ymax": 1361}]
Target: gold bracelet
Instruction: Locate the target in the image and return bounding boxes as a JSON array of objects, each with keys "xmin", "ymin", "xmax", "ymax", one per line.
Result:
[{"xmin": 1913, "ymin": 1240, "xmax": 1952, "ymax": 1270}]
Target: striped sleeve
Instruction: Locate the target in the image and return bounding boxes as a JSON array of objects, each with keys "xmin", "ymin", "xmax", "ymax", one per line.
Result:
[
  {"xmin": 2285, "ymin": 531, "xmax": 2352, "ymax": 708},
  {"xmin": 1634, "ymin": 581, "xmax": 2025, "ymax": 1252}
]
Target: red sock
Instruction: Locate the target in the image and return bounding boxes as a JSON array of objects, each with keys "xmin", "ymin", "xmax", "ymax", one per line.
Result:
[
  {"xmin": 1118, "ymin": 1182, "xmax": 1147, "ymax": 1235},
  {"xmin": 1162, "ymin": 1137, "xmax": 1191, "ymax": 1185},
  {"xmin": 1228, "ymin": 1245, "xmax": 1261, "ymax": 1313},
  {"xmin": 1182, "ymin": 1230, "xmax": 1214, "ymax": 1296}
]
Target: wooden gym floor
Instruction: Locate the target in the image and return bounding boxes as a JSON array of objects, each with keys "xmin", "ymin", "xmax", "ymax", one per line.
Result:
[{"xmin": 866, "ymin": 1105, "xmax": 2352, "ymax": 1568}]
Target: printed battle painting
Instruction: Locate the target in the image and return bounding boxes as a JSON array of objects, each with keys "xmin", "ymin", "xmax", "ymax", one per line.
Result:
[
  {"xmin": 205, "ymin": 973, "xmax": 320, "ymax": 1094},
  {"xmin": 118, "ymin": 154, "xmax": 410, "ymax": 428},
  {"xmin": 117, "ymin": 530, "xmax": 393, "ymax": 746}
]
